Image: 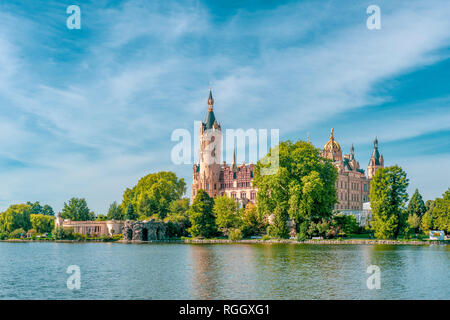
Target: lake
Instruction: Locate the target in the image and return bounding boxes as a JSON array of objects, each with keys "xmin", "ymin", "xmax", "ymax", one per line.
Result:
[{"xmin": 0, "ymin": 242, "xmax": 448, "ymax": 299}]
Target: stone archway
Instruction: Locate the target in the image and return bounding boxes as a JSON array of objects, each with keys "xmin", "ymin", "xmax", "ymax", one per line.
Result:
[{"xmin": 142, "ymin": 228, "xmax": 148, "ymax": 241}]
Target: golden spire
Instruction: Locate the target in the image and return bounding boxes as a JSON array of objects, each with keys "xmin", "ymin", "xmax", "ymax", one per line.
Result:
[{"xmin": 323, "ymin": 127, "xmax": 341, "ymax": 151}]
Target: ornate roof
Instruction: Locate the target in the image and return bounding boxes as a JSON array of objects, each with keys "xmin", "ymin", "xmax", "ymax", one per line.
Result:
[
  {"xmin": 204, "ymin": 89, "xmax": 217, "ymax": 130},
  {"xmin": 323, "ymin": 128, "xmax": 341, "ymax": 152}
]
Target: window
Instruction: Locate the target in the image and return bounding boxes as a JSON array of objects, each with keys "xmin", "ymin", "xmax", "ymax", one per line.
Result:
[
  {"xmin": 231, "ymin": 193, "xmax": 237, "ymax": 199},
  {"xmin": 241, "ymin": 192, "xmax": 246, "ymax": 199},
  {"xmin": 206, "ymin": 183, "xmax": 209, "ymax": 190},
  {"xmin": 363, "ymin": 184, "xmax": 367, "ymax": 191},
  {"xmin": 251, "ymin": 192, "xmax": 256, "ymax": 200}
]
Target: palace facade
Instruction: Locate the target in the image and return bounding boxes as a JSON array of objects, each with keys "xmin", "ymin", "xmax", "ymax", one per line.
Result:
[
  {"xmin": 321, "ymin": 128, "xmax": 384, "ymax": 210},
  {"xmin": 192, "ymin": 90, "xmax": 384, "ymax": 211}
]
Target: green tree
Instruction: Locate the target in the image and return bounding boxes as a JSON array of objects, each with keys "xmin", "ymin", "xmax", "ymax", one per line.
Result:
[
  {"xmin": 42, "ymin": 204, "xmax": 55, "ymax": 216},
  {"xmin": 61, "ymin": 198, "xmax": 93, "ymax": 221},
  {"xmin": 120, "ymin": 171, "xmax": 186, "ymax": 220},
  {"xmin": 168, "ymin": 198, "xmax": 190, "ymax": 216},
  {"xmin": 164, "ymin": 198, "xmax": 191, "ymax": 237},
  {"xmin": 125, "ymin": 203, "xmax": 138, "ymax": 220},
  {"xmin": 255, "ymin": 140, "xmax": 337, "ymax": 237},
  {"xmin": 188, "ymin": 190, "xmax": 217, "ymax": 238},
  {"xmin": 30, "ymin": 214, "xmax": 55, "ymax": 234},
  {"xmin": 407, "ymin": 189, "xmax": 426, "ymax": 217},
  {"xmin": 241, "ymin": 203, "xmax": 266, "ymax": 237},
  {"xmin": 332, "ymin": 214, "xmax": 359, "ymax": 235},
  {"xmin": 107, "ymin": 201, "xmax": 124, "ymax": 220},
  {"xmin": 96, "ymin": 214, "xmax": 108, "ymax": 221},
  {"xmin": 27, "ymin": 201, "xmax": 43, "ymax": 215},
  {"xmin": 421, "ymin": 213, "xmax": 432, "ymax": 233},
  {"xmin": 26, "ymin": 201, "xmax": 54, "ymax": 216},
  {"xmin": 370, "ymin": 165, "xmax": 409, "ymax": 239},
  {"xmin": 421, "ymin": 189, "xmax": 449, "ymax": 233},
  {"xmin": 214, "ymin": 195, "xmax": 240, "ymax": 235},
  {"xmin": 406, "ymin": 214, "xmax": 421, "ymax": 235},
  {"xmin": 267, "ymin": 207, "xmax": 290, "ymax": 238},
  {"xmin": 0, "ymin": 204, "xmax": 32, "ymax": 232}
]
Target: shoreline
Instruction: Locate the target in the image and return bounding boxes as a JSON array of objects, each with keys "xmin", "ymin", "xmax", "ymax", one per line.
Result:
[{"xmin": 0, "ymin": 239, "xmax": 447, "ymax": 245}]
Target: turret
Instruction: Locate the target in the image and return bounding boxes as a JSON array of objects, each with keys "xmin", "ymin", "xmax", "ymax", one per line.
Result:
[{"xmin": 367, "ymin": 136, "xmax": 384, "ymax": 179}]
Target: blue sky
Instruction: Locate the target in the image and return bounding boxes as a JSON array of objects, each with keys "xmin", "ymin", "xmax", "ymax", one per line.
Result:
[{"xmin": 0, "ymin": 0, "xmax": 449, "ymax": 214}]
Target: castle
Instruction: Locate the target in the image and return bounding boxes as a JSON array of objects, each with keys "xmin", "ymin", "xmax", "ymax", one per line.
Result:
[{"xmin": 192, "ymin": 90, "xmax": 384, "ymax": 211}]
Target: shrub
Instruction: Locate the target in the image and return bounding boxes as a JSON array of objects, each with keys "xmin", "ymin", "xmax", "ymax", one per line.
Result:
[
  {"xmin": 53, "ymin": 226, "xmax": 74, "ymax": 240},
  {"xmin": 228, "ymin": 228, "xmax": 243, "ymax": 241},
  {"xmin": 72, "ymin": 233, "xmax": 87, "ymax": 241},
  {"xmin": 261, "ymin": 234, "xmax": 271, "ymax": 241},
  {"xmin": 9, "ymin": 228, "xmax": 26, "ymax": 239},
  {"xmin": 296, "ymin": 233, "xmax": 307, "ymax": 241},
  {"xmin": 99, "ymin": 234, "xmax": 109, "ymax": 242},
  {"xmin": 0, "ymin": 232, "xmax": 9, "ymax": 240},
  {"xmin": 110, "ymin": 234, "xmax": 123, "ymax": 241}
]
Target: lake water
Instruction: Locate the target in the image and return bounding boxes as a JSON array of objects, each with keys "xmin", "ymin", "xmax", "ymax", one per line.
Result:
[{"xmin": 0, "ymin": 242, "xmax": 448, "ymax": 299}]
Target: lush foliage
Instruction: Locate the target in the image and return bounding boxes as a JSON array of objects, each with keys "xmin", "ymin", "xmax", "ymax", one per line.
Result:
[
  {"xmin": 27, "ymin": 201, "xmax": 54, "ymax": 216},
  {"xmin": 9, "ymin": 228, "xmax": 26, "ymax": 239},
  {"xmin": 214, "ymin": 195, "xmax": 240, "ymax": 235},
  {"xmin": 107, "ymin": 201, "xmax": 124, "ymax": 220},
  {"xmin": 164, "ymin": 198, "xmax": 191, "ymax": 237},
  {"xmin": 61, "ymin": 198, "xmax": 94, "ymax": 221},
  {"xmin": 370, "ymin": 165, "xmax": 409, "ymax": 239},
  {"xmin": 30, "ymin": 214, "xmax": 55, "ymax": 234},
  {"xmin": 0, "ymin": 204, "xmax": 32, "ymax": 233},
  {"xmin": 407, "ymin": 189, "xmax": 426, "ymax": 217},
  {"xmin": 120, "ymin": 171, "xmax": 186, "ymax": 220},
  {"xmin": 421, "ymin": 189, "xmax": 449, "ymax": 233},
  {"xmin": 228, "ymin": 228, "xmax": 243, "ymax": 240},
  {"xmin": 240, "ymin": 203, "xmax": 266, "ymax": 237},
  {"xmin": 188, "ymin": 190, "xmax": 217, "ymax": 238},
  {"xmin": 254, "ymin": 140, "xmax": 337, "ymax": 238}
]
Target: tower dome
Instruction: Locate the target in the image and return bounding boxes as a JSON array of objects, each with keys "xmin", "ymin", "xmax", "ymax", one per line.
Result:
[
  {"xmin": 323, "ymin": 128, "xmax": 341, "ymax": 152},
  {"xmin": 322, "ymin": 128, "xmax": 342, "ymax": 161}
]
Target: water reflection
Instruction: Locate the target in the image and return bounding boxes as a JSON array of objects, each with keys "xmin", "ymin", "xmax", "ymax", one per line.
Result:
[{"xmin": 0, "ymin": 242, "xmax": 448, "ymax": 299}]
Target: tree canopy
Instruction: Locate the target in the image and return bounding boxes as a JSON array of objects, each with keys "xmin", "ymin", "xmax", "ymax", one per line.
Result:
[
  {"xmin": 370, "ymin": 165, "xmax": 409, "ymax": 239},
  {"xmin": 120, "ymin": 171, "xmax": 186, "ymax": 220},
  {"xmin": 407, "ymin": 189, "xmax": 426, "ymax": 217},
  {"xmin": 30, "ymin": 214, "xmax": 55, "ymax": 234},
  {"xmin": 254, "ymin": 140, "xmax": 338, "ymax": 237},
  {"xmin": 27, "ymin": 201, "xmax": 54, "ymax": 216},
  {"xmin": 421, "ymin": 188, "xmax": 449, "ymax": 233},
  {"xmin": 214, "ymin": 195, "xmax": 240, "ymax": 234},
  {"xmin": 61, "ymin": 198, "xmax": 93, "ymax": 221},
  {"xmin": 188, "ymin": 189, "xmax": 217, "ymax": 238},
  {"xmin": 0, "ymin": 204, "xmax": 32, "ymax": 233},
  {"xmin": 107, "ymin": 201, "xmax": 124, "ymax": 220}
]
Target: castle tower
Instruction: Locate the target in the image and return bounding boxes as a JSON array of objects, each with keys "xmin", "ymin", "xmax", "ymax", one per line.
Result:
[
  {"xmin": 192, "ymin": 89, "xmax": 222, "ymax": 199},
  {"xmin": 367, "ymin": 136, "xmax": 384, "ymax": 179},
  {"xmin": 322, "ymin": 128, "xmax": 343, "ymax": 161}
]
